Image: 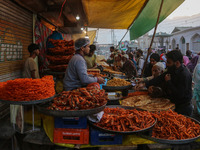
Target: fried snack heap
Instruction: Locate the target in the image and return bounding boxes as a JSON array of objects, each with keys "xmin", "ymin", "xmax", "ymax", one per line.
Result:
[
  {"xmin": 95, "ymin": 107, "xmax": 155, "ymax": 132},
  {"xmin": 152, "ymin": 110, "xmax": 200, "ymax": 140},
  {"xmin": 0, "ymin": 76, "xmax": 55, "ymax": 101},
  {"xmin": 107, "ymin": 78, "xmax": 131, "ymax": 86},
  {"xmin": 47, "ymin": 39, "xmax": 75, "ymax": 72},
  {"xmin": 48, "ymin": 86, "xmax": 108, "ymax": 110}
]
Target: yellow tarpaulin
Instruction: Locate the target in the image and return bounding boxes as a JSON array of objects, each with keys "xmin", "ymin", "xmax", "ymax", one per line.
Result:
[
  {"xmin": 72, "ymin": 30, "xmax": 96, "ymax": 44},
  {"xmin": 82, "ymin": 0, "xmax": 148, "ymax": 29}
]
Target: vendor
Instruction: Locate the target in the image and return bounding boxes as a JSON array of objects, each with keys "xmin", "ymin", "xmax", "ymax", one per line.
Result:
[
  {"xmin": 84, "ymin": 44, "xmax": 97, "ymax": 69},
  {"xmin": 135, "ymin": 50, "xmax": 193, "ymax": 116},
  {"xmin": 63, "ymin": 38, "xmax": 105, "ymax": 91}
]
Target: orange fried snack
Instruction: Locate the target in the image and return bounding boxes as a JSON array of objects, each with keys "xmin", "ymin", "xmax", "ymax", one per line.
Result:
[
  {"xmin": 0, "ymin": 76, "xmax": 55, "ymax": 101},
  {"xmin": 95, "ymin": 107, "xmax": 155, "ymax": 132},
  {"xmin": 152, "ymin": 110, "xmax": 200, "ymax": 140}
]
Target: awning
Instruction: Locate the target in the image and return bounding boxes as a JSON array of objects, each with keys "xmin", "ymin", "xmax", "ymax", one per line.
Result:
[
  {"xmin": 72, "ymin": 30, "xmax": 97, "ymax": 44},
  {"xmin": 129, "ymin": 0, "xmax": 184, "ymax": 40},
  {"xmin": 14, "ymin": 0, "xmax": 184, "ymax": 37},
  {"xmin": 82, "ymin": 0, "xmax": 148, "ymax": 29}
]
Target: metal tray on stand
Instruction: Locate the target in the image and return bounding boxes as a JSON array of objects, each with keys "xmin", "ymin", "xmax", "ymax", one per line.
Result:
[
  {"xmin": 139, "ymin": 116, "xmax": 200, "ymax": 144},
  {"xmin": 88, "ymin": 105, "xmax": 157, "ymax": 135},
  {"xmin": 36, "ymin": 102, "xmax": 107, "ymax": 117},
  {"xmin": 0, "ymin": 95, "xmax": 55, "ymax": 105}
]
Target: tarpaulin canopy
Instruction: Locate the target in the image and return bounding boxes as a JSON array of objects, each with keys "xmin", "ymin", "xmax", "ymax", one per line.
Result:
[
  {"xmin": 129, "ymin": 0, "xmax": 184, "ymax": 40},
  {"xmin": 72, "ymin": 30, "xmax": 97, "ymax": 44},
  {"xmin": 82, "ymin": 0, "xmax": 148, "ymax": 29}
]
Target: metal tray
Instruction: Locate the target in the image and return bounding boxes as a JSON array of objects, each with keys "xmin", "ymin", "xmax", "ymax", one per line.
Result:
[
  {"xmin": 102, "ymin": 84, "xmax": 132, "ymax": 92},
  {"xmin": 0, "ymin": 95, "xmax": 55, "ymax": 105},
  {"xmin": 88, "ymin": 105, "xmax": 157, "ymax": 135},
  {"xmin": 36, "ymin": 102, "xmax": 107, "ymax": 117},
  {"xmin": 139, "ymin": 116, "xmax": 200, "ymax": 144}
]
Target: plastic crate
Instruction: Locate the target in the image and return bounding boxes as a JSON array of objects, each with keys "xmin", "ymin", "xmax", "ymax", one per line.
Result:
[
  {"xmin": 54, "ymin": 128, "xmax": 89, "ymax": 144},
  {"xmin": 54, "ymin": 117, "xmax": 87, "ymax": 129},
  {"xmin": 90, "ymin": 127, "xmax": 123, "ymax": 145}
]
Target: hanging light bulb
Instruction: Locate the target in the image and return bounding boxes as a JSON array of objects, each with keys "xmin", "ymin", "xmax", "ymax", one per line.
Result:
[
  {"xmin": 81, "ymin": 27, "xmax": 84, "ymax": 30},
  {"xmin": 83, "ymin": 30, "xmax": 86, "ymax": 33},
  {"xmin": 76, "ymin": 15, "xmax": 80, "ymax": 20}
]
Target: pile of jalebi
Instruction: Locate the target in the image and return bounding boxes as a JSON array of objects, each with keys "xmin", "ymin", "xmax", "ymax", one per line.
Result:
[
  {"xmin": 0, "ymin": 76, "xmax": 55, "ymax": 101},
  {"xmin": 95, "ymin": 107, "xmax": 155, "ymax": 132},
  {"xmin": 152, "ymin": 110, "xmax": 200, "ymax": 140},
  {"xmin": 46, "ymin": 55, "xmax": 73, "ymax": 65},
  {"xmin": 47, "ymin": 39, "xmax": 75, "ymax": 72}
]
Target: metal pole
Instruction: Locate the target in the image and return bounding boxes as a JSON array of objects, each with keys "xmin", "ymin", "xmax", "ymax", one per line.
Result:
[{"xmin": 141, "ymin": 0, "xmax": 164, "ymax": 77}]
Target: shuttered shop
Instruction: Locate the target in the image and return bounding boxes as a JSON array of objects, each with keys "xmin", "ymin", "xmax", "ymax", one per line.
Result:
[{"xmin": 0, "ymin": 0, "xmax": 33, "ymax": 118}]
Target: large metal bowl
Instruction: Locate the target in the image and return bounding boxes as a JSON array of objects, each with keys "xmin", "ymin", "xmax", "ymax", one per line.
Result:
[
  {"xmin": 0, "ymin": 95, "xmax": 55, "ymax": 105},
  {"xmin": 36, "ymin": 102, "xmax": 107, "ymax": 117},
  {"xmin": 139, "ymin": 116, "xmax": 200, "ymax": 144},
  {"xmin": 102, "ymin": 84, "xmax": 132, "ymax": 92},
  {"xmin": 88, "ymin": 105, "xmax": 157, "ymax": 135}
]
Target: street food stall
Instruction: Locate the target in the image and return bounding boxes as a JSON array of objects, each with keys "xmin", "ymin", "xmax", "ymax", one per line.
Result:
[{"xmin": 1, "ymin": 0, "xmax": 200, "ymax": 150}]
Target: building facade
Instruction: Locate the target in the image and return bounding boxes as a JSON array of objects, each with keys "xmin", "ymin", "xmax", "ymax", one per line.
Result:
[
  {"xmin": 163, "ymin": 26, "xmax": 200, "ymax": 55},
  {"xmin": 137, "ymin": 26, "xmax": 200, "ymax": 55}
]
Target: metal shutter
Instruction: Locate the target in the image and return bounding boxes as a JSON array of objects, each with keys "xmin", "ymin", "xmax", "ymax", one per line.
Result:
[{"xmin": 0, "ymin": 0, "xmax": 33, "ymax": 119}]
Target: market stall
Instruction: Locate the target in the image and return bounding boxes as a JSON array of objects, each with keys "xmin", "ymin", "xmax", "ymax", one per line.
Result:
[{"xmin": 2, "ymin": 0, "xmax": 200, "ymax": 150}]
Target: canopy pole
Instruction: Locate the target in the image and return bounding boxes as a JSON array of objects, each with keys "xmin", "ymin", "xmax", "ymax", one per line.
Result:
[
  {"xmin": 116, "ymin": 29, "xmax": 129, "ymax": 49},
  {"xmin": 141, "ymin": 0, "xmax": 164, "ymax": 77}
]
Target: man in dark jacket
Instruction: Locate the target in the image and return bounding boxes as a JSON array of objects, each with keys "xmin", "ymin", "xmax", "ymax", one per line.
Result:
[{"xmin": 136, "ymin": 50, "xmax": 193, "ymax": 116}]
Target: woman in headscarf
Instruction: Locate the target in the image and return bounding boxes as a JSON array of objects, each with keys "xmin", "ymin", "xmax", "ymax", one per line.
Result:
[
  {"xmin": 193, "ymin": 56, "xmax": 200, "ymax": 115},
  {"xmin": 186, "ymin": 55, "xmax": 199, "ymax": 73},
  {"xmin": 183, "ymin": 55, "xmax": 190, "ymax": 66},
  {"xmin": 143, "ymin": 53, "xmax": 160, "ymax": 77}
]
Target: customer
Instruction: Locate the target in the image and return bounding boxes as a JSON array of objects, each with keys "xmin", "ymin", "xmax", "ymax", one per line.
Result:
[
  {"xmin": 23, "ymin": 43, "xmax": 40, "ymax": 79},
  {"xmin": 84, "ymin": 44, "xmax": 97, "ymax": 69},
  {"xmin": 193, "ymin": 56, "xmax": 200, "ymax": 115},
  {"xmin": 186, "ymin": 50, "xmax": 192, "ymax": 60},
  {"xmin": 135, "ymin": 49, "xmax": 144, "ymax": 76},
  {"xmin": 63, "ymin": 38, "xmax": 104, "ymax": 91},
  {"xmin": 136, "ymin": 62, "xmax": 165, "ymax": 83},
  {"xmin": 135, "ymin": 50, "xmax": 193, "ymax": 116},
  {"xmin": 186, "ymin": 55, "xmax": 199, "ymax": 73},
  {"xmin": 143, "ymin": 53, "xmax": 160, "ymax": 77},
  {"xmin": 120, "ymin": 54, "xmax": 137, "ymax": 79}
]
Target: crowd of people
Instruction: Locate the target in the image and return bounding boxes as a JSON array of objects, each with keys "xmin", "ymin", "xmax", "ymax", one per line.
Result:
[{"xmin": 23, "ymin": 38, "xmax": 200, "ymax": 117}]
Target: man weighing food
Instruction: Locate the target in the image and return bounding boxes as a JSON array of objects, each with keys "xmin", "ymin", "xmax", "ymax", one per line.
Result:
[{"xmin": 63, "ymin": 38, "xmax": 105, "ymax": 91}]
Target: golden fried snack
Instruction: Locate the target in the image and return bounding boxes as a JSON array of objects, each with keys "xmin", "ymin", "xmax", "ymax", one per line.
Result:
[{"xmin": 106, "ymin": 78, "xmax": 131, "ymax": 86}]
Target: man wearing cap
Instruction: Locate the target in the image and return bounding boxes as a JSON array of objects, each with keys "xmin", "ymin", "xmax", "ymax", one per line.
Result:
[
  {"xmin": 120, "ymin": 54, "xmax": 137, "ymax": 79},
  {"xmin": 63, "ymin": 38, "xmax": 105, "ymax": 91},
  {"xmin": 23, "ymin": 43, "xmax": 40, "ymax": 79}
]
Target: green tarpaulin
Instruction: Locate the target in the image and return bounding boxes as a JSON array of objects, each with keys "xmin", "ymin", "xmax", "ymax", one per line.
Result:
[{"xmin": 129, "ymin": 0, "xmax": 184, "ymax": 40}]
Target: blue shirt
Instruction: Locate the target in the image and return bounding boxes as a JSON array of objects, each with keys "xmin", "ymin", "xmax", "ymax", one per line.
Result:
[{"xmin": 63, "ymin": 54, "xmax": 97, "ymax": 91}]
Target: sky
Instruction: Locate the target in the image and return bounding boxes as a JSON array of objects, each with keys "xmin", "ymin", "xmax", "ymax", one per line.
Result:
[
  {"xmin": 94, "ymin": 0, "xmax": 200, "ymax": 44},
  {"xmin": 167, "ymin": 0, "xmax": 200, "ymax": 19}
]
